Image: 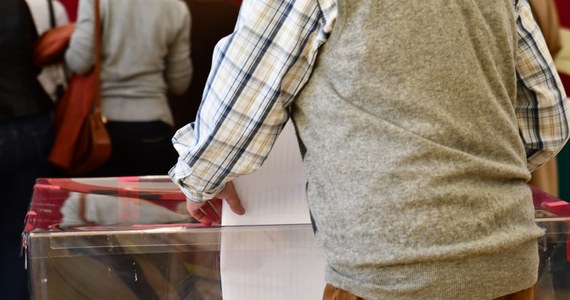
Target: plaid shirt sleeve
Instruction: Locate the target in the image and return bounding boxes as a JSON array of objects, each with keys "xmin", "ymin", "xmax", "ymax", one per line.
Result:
[
  {"xmin": 169, "ymin": 0, "xmax": 337, "ymax": 201},
  {"xmin": 516, "ymin": 0, "xmax": 570, "ymax": 172}
]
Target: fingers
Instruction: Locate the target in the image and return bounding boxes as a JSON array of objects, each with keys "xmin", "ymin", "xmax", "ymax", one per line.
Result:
[
  {"xmin": 200, "ymin": 200, "xmax": 221, "ymax": 224},
  {"xmin": 185, "ymin": 181, "xmax": 246, "ymax": 226},
  {"xmin": 186, "ymin": 200, "xmax": 217, "ymax": 226},
  {"xmin": 187, "ymin": 206, "xmax": 212, "ymax": 226},
  {"xmin": 209, "ymin": 198, "xmax": 223, "ymax": 216},
  {"xmin": 218, "ymin": 181, "xmax": 246, "ymax": 215}
]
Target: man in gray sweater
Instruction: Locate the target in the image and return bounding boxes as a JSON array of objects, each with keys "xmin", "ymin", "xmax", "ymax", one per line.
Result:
[{"xmin": 170, "ymin": 0, "xmax": 570, "ymax": 299}]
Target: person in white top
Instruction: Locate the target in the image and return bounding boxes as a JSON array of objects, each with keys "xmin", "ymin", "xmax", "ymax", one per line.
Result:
[{"xmin": 65, "ymin": 0, "xmax": 193, "ymax": 177}]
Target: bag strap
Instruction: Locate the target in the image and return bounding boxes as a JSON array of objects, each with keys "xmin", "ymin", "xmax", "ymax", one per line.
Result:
[
  {"xmin": 47, "ymin": 0, "xmax": 56, "ymax": 28},
  {"xmin": 93, "ymin": 0, "xmax": 103, "ymax": 115}
]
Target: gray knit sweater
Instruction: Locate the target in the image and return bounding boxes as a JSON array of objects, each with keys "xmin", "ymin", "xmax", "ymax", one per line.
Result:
[
  {"xmin": 66, "ymin": 0, "xmax": 192, "ymax": 126},
  {"xmin": 292, "ymin": 0, "xmax": 543, "ymax": 299}
]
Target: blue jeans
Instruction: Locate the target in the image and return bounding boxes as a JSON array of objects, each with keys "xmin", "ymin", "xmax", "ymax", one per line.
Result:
[{"xmin": 0, "ymin": 112, "xmax": 55, "ymax": 300}]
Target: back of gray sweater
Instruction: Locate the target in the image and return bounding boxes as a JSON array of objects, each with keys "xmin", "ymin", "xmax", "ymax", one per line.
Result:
[{"xmin": 292, "ymin": 0, "xmax": 542, "ymax": 299}]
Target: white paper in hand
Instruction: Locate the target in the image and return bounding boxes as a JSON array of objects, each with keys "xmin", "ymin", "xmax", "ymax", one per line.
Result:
[
  {"xmin": 222, "ymin": 120, "xmax": 311, "ymax": 226},
  {"xmin": 220, "ymin": 120, "xmax": 326, "ymax": 300}
]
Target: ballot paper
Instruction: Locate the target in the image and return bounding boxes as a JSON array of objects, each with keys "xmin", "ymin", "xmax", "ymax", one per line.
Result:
[
  {"xmin": 220, "ymin": 226, "xmax": 326, "ymax": 300},
  {"xmin": 220, "ymin": 120, "xmax": 327, "ymax": 300},
  {"xmin": 222, "ymin": 120, "xmax": 311, "ymax": 225}
]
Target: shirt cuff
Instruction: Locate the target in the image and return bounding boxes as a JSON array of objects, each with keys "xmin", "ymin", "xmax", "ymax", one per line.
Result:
[{"xmin": 168, "ymin": 165, "xmax": 226, "ymax": 202}]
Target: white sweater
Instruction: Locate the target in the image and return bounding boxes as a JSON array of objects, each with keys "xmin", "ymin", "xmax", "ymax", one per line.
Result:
[{"xmin": 66, "ymin": 0, "xmax": 192, "ymax": 126}]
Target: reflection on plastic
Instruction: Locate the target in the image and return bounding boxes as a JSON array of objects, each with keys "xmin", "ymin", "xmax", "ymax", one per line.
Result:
[
  {"xmin": 59, "ymin": 192, "xmax": 192, "ymax": 228},
  {"xmin": 22, "ymin": 178, "xmax": 570, "ymax": 299},
  {"xmin": 531, "ymin": 184, "xmax": 570, "ymax": 299}
]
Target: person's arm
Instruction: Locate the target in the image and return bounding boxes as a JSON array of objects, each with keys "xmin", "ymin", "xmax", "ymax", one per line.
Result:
[
  {"xmin": 169, "ymin": 0, "xmax": 336, "ymax": 204},
  {"xmin": 64, "ymin": 0, "xmax": 94, "ymax": 74},
  {"xmin": 528, "ymin": 0, "xmax": 561, "ymax": 56},
  {"xmin": 516, "ymin": 0, "xmax": 570, "ymax": 172},
  {"xmin": 164, "ymin": 3, "xmax": 192, "ymax": 95}
]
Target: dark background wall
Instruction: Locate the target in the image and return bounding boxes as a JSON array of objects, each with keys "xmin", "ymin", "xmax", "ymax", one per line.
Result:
[{"xmin": 169, "ymin": 0, "xmax": 240, "ymax": 129}]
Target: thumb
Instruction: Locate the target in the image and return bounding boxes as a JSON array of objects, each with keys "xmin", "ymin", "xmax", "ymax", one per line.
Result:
[{"xmin": 219, "ymin": 181, "xmax": 245, "ymax": 215}]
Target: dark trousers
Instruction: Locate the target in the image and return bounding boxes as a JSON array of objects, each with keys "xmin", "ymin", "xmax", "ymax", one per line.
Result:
[
  {"xmin": 0, "ymin": 112, "xmax": 55, "ymax": 300},
  {"xmin": 84, "ymin": 121, "xmax": 179, "ymax": 177}
]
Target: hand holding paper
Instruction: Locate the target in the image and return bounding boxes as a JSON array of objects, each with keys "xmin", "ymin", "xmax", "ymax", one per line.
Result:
[
  {"xmin": 223, "ymin": 121, "xmax": 311, "ymax": 226},
  {"xmin": 219, "ymin": 120, "xmax": 327, "ymax": 300},
  {"xmin": 186, "ymin": 181, "xmax": 245, "ymax": 226}
]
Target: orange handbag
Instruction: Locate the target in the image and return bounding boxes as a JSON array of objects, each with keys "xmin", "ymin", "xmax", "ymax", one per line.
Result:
[{"xmin": 48, "ymin": 0, "xmax": 111, "ymax": 174}]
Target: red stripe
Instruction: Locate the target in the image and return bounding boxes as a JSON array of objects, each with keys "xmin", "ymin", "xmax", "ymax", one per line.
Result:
[
  {"xmin": 556, "ymin": 0, "xmax": 570, "ymax": 28},
  {"xmin": 559, "ymin": 72, "xmax": 570, "ymax": 97},
  {"xmin": 58, "ymin": 0, "xmax": 78, "ymax": 22}
]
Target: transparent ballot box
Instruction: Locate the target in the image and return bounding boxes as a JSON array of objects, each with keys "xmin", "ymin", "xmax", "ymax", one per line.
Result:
[
  {"xmin": 23, "ymin": 176, "xmax": 324, "ymax": 300},
  {"xmin": 532, "ymin": 185, "xmax": 570, "ymax": 300},
  {"xmin": 23, "ymin": 177, "xmax": 570, "ymax": 299}
]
